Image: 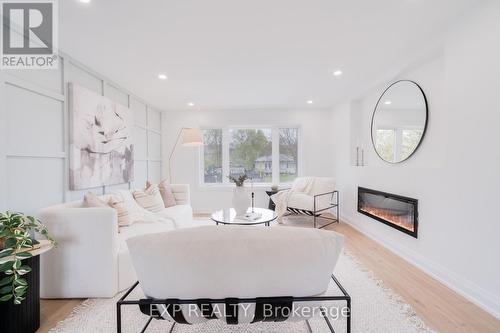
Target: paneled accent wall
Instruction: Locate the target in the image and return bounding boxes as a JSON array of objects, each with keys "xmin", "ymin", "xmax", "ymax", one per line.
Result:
[{"xmin": 0, "ymin": 56, "xmax": 163, "ymax": 214}]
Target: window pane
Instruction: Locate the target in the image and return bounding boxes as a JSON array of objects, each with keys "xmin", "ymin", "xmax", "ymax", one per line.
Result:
[
  {"xmin": 401, "ymin": 129, "xmax": 424, "ymax": 160},
  {"xmin": 229, "ymin": 128, "xmax": 272, "ymax": 183},
  {"xmin": 376, "ymin": 129, "xmax": 395, "ymax": 162},
  {"xmin": 279, "ymin": 128, "xmax": 298, "ymax": 183},
  {"xmin": 203, "ymin": 129, "xmax": 223, "ymax": 183}
]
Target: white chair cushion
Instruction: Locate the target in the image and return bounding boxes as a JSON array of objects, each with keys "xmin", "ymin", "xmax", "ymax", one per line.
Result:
[
  {"xmin": 309, "ymin": 177, "xmax": 335, "ymax": 196},
  {"xmin": 287, "ymin": 177, "xmax": 335, "ymax": 212},
  {"xmin": 287, "ymin": 192, "xmax": 333, "ymax": 212},
  {"xmin": 127, "ymin": 225, "xmax": 344, "ymax": 299},
  {"xmin": 287, "ymin": 192, "xmax": 315, "ymax": 211}
]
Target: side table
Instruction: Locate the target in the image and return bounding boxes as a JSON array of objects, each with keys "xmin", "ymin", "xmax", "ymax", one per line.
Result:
[{"xmin": 265, "ymin": 190, "xmax": 278, "ymax": 211}]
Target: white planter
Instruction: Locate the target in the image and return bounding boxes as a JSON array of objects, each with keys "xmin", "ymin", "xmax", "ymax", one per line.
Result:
[{"xmin": 232, "ymin": 186, "xmax": 250, "ymax": 216}]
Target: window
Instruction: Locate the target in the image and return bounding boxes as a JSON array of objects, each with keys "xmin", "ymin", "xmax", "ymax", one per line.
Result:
[
  {"xmin": 279, "ymin": 128, "xmax": 298, "ymax": 183},
  {"xmin": 229, "ymin": 128, "xmax": 272, "ymax": 182},
  {"xmin": 375, "ymin": 128, "xmax": 424, "ymax": 162},
  {"xmin": 201, "ymin": 127, "xmax": 300, "ymax": 185},
  {"xmin": 375, "ymin": 129, "xmax": 396, "ymax": 162},
  {"xmin": 401, "ymin": 129, "xmax": 423, "ymax": 160},
  {"xmin": 202, "ymin": 129, "xmax": 223, "ymax": 183}
]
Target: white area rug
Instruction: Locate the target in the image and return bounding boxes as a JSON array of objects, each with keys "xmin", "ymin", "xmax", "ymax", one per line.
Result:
[{"xmin": 49, "ymin": 247, "xmax": 435, "ymax": 333}]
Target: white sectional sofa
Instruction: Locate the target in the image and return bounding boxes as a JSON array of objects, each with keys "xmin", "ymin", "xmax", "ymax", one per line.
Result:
[{"xmin": 37, "ymin": 184, "xmax": 193, "ymax": 299}]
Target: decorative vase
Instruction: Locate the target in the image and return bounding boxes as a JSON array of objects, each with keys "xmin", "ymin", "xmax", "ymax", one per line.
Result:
[{"xmin": 232, "ymin": 186, "xmax": 250, "ymax": 216}]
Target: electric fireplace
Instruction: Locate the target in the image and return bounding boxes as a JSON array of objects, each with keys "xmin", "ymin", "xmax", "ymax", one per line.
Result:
[{"xmin": 357, "ymin": 187, "xmax": 418, "ymax": 238}]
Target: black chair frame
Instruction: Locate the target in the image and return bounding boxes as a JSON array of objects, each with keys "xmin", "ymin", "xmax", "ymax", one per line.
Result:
[
  {"xmin": 284, "ymin": 190, "xmax": 340, "ymax": 229},
  {"xmin": 117, "ymin": 274, "xmax": 351, "ymax": 333}
]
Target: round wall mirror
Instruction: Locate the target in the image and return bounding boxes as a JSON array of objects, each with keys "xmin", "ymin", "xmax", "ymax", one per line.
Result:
[{"xmin": 371, "ymin": 80, "xmax": 428, "ymax": 163}]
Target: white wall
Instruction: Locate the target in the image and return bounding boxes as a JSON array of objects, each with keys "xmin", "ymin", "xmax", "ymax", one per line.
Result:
[
  {"xmin": 162, "ymin": 108, "xmax": 334, "ymax": 213},
  {"xmin": 0, "ymin": 55, "xmax": 163, "ymax": 214},
  {"xmin": 331, "ymin": 2, "xmax": 500, "ymax": 318}
]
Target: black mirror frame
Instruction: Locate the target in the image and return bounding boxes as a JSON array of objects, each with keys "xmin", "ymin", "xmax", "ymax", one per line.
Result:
[{"xmin": 370, "ymin": 80, "xmax": 429, "ymax": 164}]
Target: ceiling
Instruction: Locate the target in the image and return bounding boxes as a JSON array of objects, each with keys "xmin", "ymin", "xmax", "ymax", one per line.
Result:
[{"xmin": 60, "ymin": 0, "xmax": 481, "ymax": 111}]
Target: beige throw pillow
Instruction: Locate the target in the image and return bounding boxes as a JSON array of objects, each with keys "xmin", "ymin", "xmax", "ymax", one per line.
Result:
[
  {"xmin": 133, "ymin": 184, "xmax": 165, "ymax": 213},
  {"xmin": 108, "ymin": 197, "xmax": 134, "ymax": 227},
  {"xmin": 83, "ymin": 192, "xmax": 109, "ymax": 208},
  {"xmin": 157, "ymin": 180, "xmax": 177, "ymax": 208}
]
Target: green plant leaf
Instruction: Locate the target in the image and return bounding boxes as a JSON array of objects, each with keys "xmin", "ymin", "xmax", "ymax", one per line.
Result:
[
  {"xmin": 0, "ymin": 285, "xmax": 12, "ymax": 294},
  {"xmin": 0, "ymin": 261, "xmax": 13, "ymax": 272},
  {"xmin": 15, "ymin": 252, "xmax": 32, "ymax": 259},
  {"xmin": 14, "ymin": 285, "xmax": 27, "ymax": 294},
  {"xmin": 5, "ymin": 238, "xmax": 17, "ymax": 248},
  {"xmin": 13, "ymin": 259, "xmax": 21, "ymax": 270},
  {"xmin": 0, "ymin": 275, "xmax": 14, "ymax": 286},
  {"xmin": 17, "ymin": 265, "xmax": 31, "ymax": 275},
  {"xmin": 14, "ymin": 277, "xmax": 27, "ymax": 286},
  {"xmin": 0, "ymin": 294, "xmax": 13, "ymax": 302},
  {"xmin": 0, "ymin": 248, "xmax": 14, "ymax": 258}
]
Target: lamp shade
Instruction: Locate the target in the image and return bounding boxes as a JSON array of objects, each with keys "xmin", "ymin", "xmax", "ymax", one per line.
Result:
[{"xmin": 181, "ymin": 128, "xmax": 203, "ymax": 146}]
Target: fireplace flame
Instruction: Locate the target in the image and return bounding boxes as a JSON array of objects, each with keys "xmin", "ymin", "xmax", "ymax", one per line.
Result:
[{"xmin": 360, "ymin": 205, "xmax": 415, "ymax": 232}]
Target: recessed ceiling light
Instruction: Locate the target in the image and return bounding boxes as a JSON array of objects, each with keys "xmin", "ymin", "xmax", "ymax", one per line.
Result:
[
  {"xmin": 79, "ymin": 0, "xmax": 91, "ymax": 3},
  {"xmin": 158, "ymin": 73, "xmax": 167, "ymax": 80},
  {"xmin": 333, "ymin": 70, "xmax": 343, "ymax": 77},
  {"xmin": 307, "ymin": 100, "xmax": 314, "ymax": 104},
  {"xmin": 187, "ymin": 102, "xmax": 195, "ymax": 107},
  {"xmin": 384, "ymin": 100, "xmax": 392, "ymax": 105}
]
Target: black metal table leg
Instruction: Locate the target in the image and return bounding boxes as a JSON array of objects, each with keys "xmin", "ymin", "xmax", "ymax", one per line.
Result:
[
  {"xmin": 117, "ymin": 303, "xmax": 122, "ymax": 333},
  {"xmin": 346, "ymin": 298, "xmax": 351, "ymax": 333}
]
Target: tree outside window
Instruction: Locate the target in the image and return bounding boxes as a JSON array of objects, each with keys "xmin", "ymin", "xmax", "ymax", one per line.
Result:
[
  {"xmin": 201, "ymin": 127, "xmax": 299, "ymax": 185},
  {"xmin": 229, "ymin": 128, "xmax": 272, "ymax": 183},
  {"xmin": 279, "ymin": 128, "xmax": 298, "ymax": 183},
  {"xmin": 202, "ymin": 129, "xmax": 223, "ymax": 183}
]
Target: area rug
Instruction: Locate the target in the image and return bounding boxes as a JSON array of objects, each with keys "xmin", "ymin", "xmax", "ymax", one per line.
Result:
[{"xmin": 49, "ymin": 246, "xmax": 435, "ymax": 333}]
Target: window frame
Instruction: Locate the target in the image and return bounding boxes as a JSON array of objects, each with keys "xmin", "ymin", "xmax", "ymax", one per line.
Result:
[
  {"xmin": 199, "ymin": 125, "xmax": 302, "ymax": 188},
  {"xmin": 376, "ymin": 125, "xmax": 424, "ymax": 162}
]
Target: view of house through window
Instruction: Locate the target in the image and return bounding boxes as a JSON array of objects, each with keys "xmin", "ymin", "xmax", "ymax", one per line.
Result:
[
  {"xmin": 230, "ymin": 128, "xmax": 272, "ymax": 182},
  {"xmin": 202, "ymin": 127, "xmax": 299, "ymax": 184}
]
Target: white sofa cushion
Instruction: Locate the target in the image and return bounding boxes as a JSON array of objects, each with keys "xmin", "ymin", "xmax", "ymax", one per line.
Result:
[
  {"xmin": 156, "ymin": 204, "xmax": 194, "ymax": 228},
  {"xmin": 37, "ymin": 184, "xmax": 193, "ymax": 298},
  {"xmin": 117, "ymin": 219, "xmax": 176, "ymax": 290},
  {"xmin": 127, "ymin": 225, "xmax": 344, "ymax": 299}
]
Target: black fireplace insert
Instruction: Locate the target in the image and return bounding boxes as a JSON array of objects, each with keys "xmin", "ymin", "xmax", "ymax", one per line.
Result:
[{"xmin": 357, "ymin": 187, "xmax": 418, "ymax": 238}]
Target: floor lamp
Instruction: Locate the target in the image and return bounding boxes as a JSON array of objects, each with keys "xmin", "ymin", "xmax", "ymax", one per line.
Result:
[{"xmin": 168, "ymin": 127, "xmax": 203, "ymax": 182}]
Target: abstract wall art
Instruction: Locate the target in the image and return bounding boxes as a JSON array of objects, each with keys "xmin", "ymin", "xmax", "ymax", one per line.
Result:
[{"xmin": 69, "ymin": 83, "xmax": 134, "ymax": 190}]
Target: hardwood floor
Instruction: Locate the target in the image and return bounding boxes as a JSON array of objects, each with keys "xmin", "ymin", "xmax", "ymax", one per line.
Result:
[{"xmin": 39, "ymin": 218, "xmax": 500, "ymax": 333}]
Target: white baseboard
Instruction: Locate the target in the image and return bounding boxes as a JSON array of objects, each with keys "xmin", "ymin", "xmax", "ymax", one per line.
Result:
[{"xmin": 341, "ymin": 213, "xmax": 500, "ymax": 320}]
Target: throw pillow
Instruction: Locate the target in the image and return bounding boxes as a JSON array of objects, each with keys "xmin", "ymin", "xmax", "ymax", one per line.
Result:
[
  {"xmin": 133, "ymin": 184, "xmax": 165, "ymax": 213},
  {"xmin": 83, "ymin": 192, "xmax": 109, "ymax": 208},
  {"xmin": 158, "ymin": 180, "xmax": 177, "ymax": 208},
  {"xmin": 108, "ymin": 196, "xmax": 134, "ymax": 227}
]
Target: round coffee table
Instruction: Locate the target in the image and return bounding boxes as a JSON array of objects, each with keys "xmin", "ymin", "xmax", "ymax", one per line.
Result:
[{"xmin": 211, "ymin": 207, "xmax": 278, "ymax": 226}]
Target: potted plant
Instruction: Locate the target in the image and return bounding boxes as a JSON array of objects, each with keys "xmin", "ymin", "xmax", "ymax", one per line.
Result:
[
  {"xmin": 0, "ymin": 212, "xmax": 55, "ymax": 304},
  {"xmin": 0, "ymin": 212, "xmax": 56, "ymax": 332},
  {"xmin": 229, "ymin": 174, "xmax": 250, "ymax": 216}
]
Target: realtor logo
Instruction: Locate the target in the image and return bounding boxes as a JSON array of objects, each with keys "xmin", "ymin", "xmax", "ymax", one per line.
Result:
[{"xmin": 1, "ymin": 0, "xmax": 58, "ymax": 69}]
